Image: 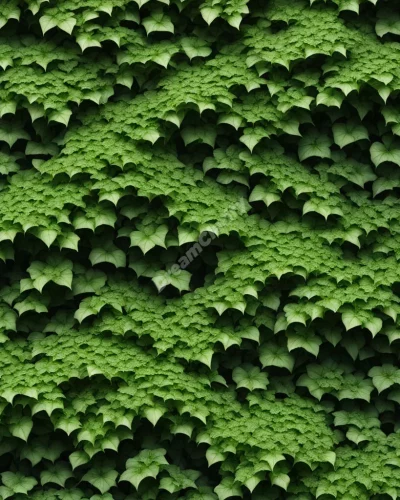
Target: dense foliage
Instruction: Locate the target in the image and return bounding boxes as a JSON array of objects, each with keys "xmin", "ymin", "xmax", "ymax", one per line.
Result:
[{"xmin": 0, "ymin": 0, "xmax": 400, "ymax": 498}]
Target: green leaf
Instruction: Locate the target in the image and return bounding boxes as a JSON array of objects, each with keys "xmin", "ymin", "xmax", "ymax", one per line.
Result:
[
  {"xmin": 130, "ymin": 225, "xmax": 168, "ymax": 254},
  {"xmin": 342, "ymin": 309, "xmax": 363, "ymax": 331},
  {"xmin": 232, "ymin": 364, "xmax": 269, "ymax": 391},
  {"xmin": 72, "ymin": 269, "xmax": 107, "ymax": 295},
  {"xmin": 144, "ymin": 406, "xmax": 166, "ymax": 426},
  {"xmin": 259, "ymin": 342, "xmax": 295, "ymax": 372},
  {"xmin": 152, "ymin": 269, "xmax": 191, "ymax": 292},
  {"xmin": 49, "ymin": 108, "xmax": 72, "ymax": 127},
  {"xmin": 346, "ymin": 427, "xmax": 368, "ymax": 445},
  {"xmin": 337, "ymin": 0, "xmax": 360, "ymax": 13},
  {"xmin": 182, "ymin": 125, "xmax": 216, "ymax": 147},
  {"xmin": 214, "ymin": 477, "xmax": 242, "ymax": 500},
  {"xmin": 249, "ymin": 184, "xmax": 280, "ymax": 207},
  {"xmin": 287, "ymin": 329, "xmax": 322, "ymax": 357},
  {"xmin": 1, "ymin": 472, "xmax": 37, "ymax": 495},
  {"xmin": 376, "ymin": 14, "xmax": 400, "ymax": 37},
  {"xmin": 41, "ymin": 463, "xmax": 73, "ymax": 487},
  {"xmin": 39, "ymin": 14, "xmax": 57, "ymax": 34},
  {"xmin": 58, "ymin": 17, "xmax": 76, "ymax": 34},
  {"xmin": 370, "ymin": 137, "xmax": 400, "ymax": 167},
  {"xmin": 10, "ymin": 416, "xmax": 33, "ymax": 441},
  {"xmin": 160, "ymin": 465, "xmax": 200, "ymax": 494},
  {"xmin": 142, "ymin": 9, "xmax": 174, "ymax": 35},
  {"xmin": 82, "ymin": 466, "xmax": 118, "ymax": 494},
  {"xmin": 206, "ymin": 447, "xmax": 227, "ymax": 467},
  {"xmin": 368, "ymin": 365, "xmax": 400, "ymax": 393},
  {"xmin": 200, "ymin": 6, "xmax": 222, "ymax": 25},
  {"xmin": 298, "ymin": 131, "xmax": 332, "ymax": 161},
  {"xmin": 70, "ymin": 451, "xmax": 90, "ymax": 470},
  {"xmin": 181, "ymin": 37, "xmax": 212, "ymax": 59},
  {"xmin": 90, "ymin": 241, "xmax": 126, "ymax": 268},
  {"xmin": 0, "ymin": 122, "xmax": 30, "ymax": 147},
  {"xmin": 0, "ymin": 304, "xmax": 17, "ymax": 331},
  {"xmin": 270, "ymin": 472, "xmax": 290, "ymax": 491},
  {"xmin": 28, "ymin": 255, "xmax": 73, "ymax": 293},
  {"xmin": 120, "ymin": 449, "xmax": 168, "ymax": 489},
  {"xmin": 31, "ymin": 228, "xmax": 59, "ymax": 247},
  {"xmin": 15, "ymin": 291, "xmax": 49, "ymax": 315},
  {"xmin": 332, "ymin": 121, "xmax": 368, "ymax": 148},
  {"xmin": 316, "ymin": 89, "xmax": 344, "ymax": 108}
]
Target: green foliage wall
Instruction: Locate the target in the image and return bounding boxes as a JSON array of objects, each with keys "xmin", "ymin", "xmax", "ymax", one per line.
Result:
[{"xmin": 0, "ymin": 0, "xmax": 400, "ymax": 498}]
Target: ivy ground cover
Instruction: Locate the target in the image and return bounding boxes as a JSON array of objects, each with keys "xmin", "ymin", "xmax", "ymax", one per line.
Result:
[{"xmin": 0, "ymin": 0, "xmax": 400, "ymax": 498}]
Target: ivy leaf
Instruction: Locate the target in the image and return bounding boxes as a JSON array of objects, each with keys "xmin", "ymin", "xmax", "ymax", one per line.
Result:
[
  {"xmin": 342, "ymin": 308, "xmax": 382, "ymax": 336},
  {"xmin": 90, "ymin": 241, "xmax": 126, "ymax": 268},
  {"xmin": 120, "ymin": 449, "xmax": 168, "ymax": 489},
  {"xmin": 1, "ymin": 472, "xmax": 37, "ymax": 495},
  {"xmin": 287, "ymin": 329, "xmax": 322, "ymax": 357},
  {"xmin": 270, "ymin": 472, "xmax": 290, "ymax": 491},
  {"xmin": 28, "ymin": 255, "xmax": 73, "ymax": 293},
  {"xmin": 152, "ymin": 269, "xmax": 191, "ymax": 293},
  {"xmin": 342, "ymin": 309, "xmax": 363, "ymax": 331},
  {"xmin": 26, "ymin": 141, "xmax": 58, "ymax": 156},
  {"xmin": 82, "ymin": 466, "xmax": 118, "ymax": 494},
  {"xmin": 40, "ymin": 15, "xmax": 76, "ymax": 34},
  {"xmin": 214, "ymin": 477, "xmax": 242, "ymax": 500},
  {"xmin": 39, "ymin": 15, "xmax": 57, "ymax": 34},
  {"xmin": 130, "ymin": 225, "xmax": 168, "ymax": 254},
  {"xmin": 160, "ymin": 465, "xmax": 200, "ymax": 494},
  {"xmin": 206, "ymin": 447, "xmax": 226, "ymax": 467},
  {"xmin": 337, "ymin": 0, "xmax": 360, "ymax": 13},
  {"xmin": 316, "ymin": 89, "xmax": 344, "ymax": 108},
  {"xmin": 338, "ymin": 375, "xmax": 374, "ymax": 402},
  {"xmin": 32, "ymin": 228, "xmax": 59, "ymax": 247},
  {"xmin": 0, "ymin": 122, "xmax": 30, "ymax": 147},
  {"xmin": 0, "ymin": 304, "xmax": 17, "ymax": 331},
  {"xmin": 49, "ymin": 108, "xmax": 73, "ymax": 127},
  {"xmin": 10, "ymin": 416, "xmax": 33, "ymax": 441},
  {"xmin": 298, "ymin": 131, "xmax": 332, "ymax": 161},
  {"xmin": 41, "ymin": 462, "xmax": 73, "ymax": 487},
  {"xmin": 249, "ymin": 184, "xmax": 280, "ymax": 207},
  {"xmin": 259, "ymin": 342, "xmax": 295, "ymax": 372},
  {"xmin": 21, "ymin": 438, "xmax": 63, "ymax": 467},
  {"xmin": 368, "ymin": 365, "xmax": 400, "ymax": 393},
  {"xmin": 346, "ymin": 427, "xmax": 369, "ymax": 445},
  {"xmin": 74, "ymin": 296, "xmax": 107, "ymax": 323},
  {"xmin": 185, "ymin": 486, "xmax": 217, "ymax": 499},
  {"xmin": 182, "ymin": 125, "xmax": 217, "ymax": 147},
  {"xmin": 142, "ymin": 9, "xmax": 174, "ymax": 35},
  {"xmin": 144, "ymin": 406, "xmax": 166, "ymax": 426},
  {"xmin": 332, "ymin": 121, "xmax": 368, "ymax": 148},
  {"xmin": 52, "ymin": 414, "xmax": 81, "ymax": 435},
  {"xmin": 90, "ymin": 494, "xmax": 114, "ymax": 500},
  {"xmin": 70, "ymin": 451, "xmax": 90, "ymax": 470},
  {"xmin": 57, "ymin": 232, "xmax": 80, "ymax": 251},
  {"xmin": 370, "ymin": 136, "xmax": 400, "ymax": 167},
  {"xmin": 200, "ymin": 6, "xmax": 222, "ymax": 25},
  {"xmin": 15, "ymin": 291, "xmax": 49, "ymax": 315},
  {"xmin": 232, "ymin": 364, "xmax": 269, "ymax": 391},
  {"xmin": 181, "ymin": 37, "xmax": 212, "ymax": 59},
  {"xmin": 72, "ymin": 269, "xmax": 107, "ymax": 295},
  {"xmin": 376, "ymin": 13, "xmax": 400, "ymax": 37}
]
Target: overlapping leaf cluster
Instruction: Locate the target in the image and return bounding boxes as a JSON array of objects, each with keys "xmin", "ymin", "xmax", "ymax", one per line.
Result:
[{"xmin": 0, "ymin": 0, "xmax": 400, "ymax": 498}]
